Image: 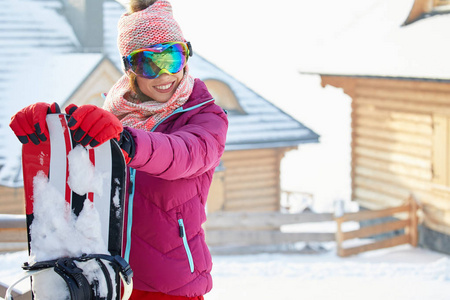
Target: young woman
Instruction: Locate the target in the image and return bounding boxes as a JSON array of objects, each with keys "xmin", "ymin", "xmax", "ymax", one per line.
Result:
[{"xmin": 10, "ymin": 0, "xmax": 228, "ymax": 299}]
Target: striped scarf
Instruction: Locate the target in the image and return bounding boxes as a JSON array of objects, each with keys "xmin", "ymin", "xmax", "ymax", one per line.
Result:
[{"xmin": 103, "ymin": 70, "xmax": 194, "ymax": 131}]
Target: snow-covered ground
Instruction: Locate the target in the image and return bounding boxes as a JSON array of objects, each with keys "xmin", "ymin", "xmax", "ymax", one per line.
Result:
[
  {"xmin": 1, "ymin": 244, "xmax": 450, "ymax": 300},
  {"xmin": 208, "ymin": 245, "xmax": 450, "ymax": 300}
]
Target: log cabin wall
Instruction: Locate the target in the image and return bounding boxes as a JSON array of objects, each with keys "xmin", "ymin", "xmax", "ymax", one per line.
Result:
[
  {"xmin": 0, "ymin": 187, "xmax": 24, "ymax": 214},
  {"xmin": 208, "ymin": 148, "xmax": 287, "ymax": 213},
  {"xmin": 323, "ymin": 76, "xmax": 450, "ymax": 237}
]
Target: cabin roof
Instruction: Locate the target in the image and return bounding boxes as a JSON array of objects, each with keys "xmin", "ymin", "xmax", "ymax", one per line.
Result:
[
  {"xmin": 0, "ymin": 0, "xmax": 101, "ymax": 187},
  {"xmin": 298, "ymin": 0, "xmax": 450, "ymax": 81},
  {"xmin": 0, "ymin": 0, "xmax": 318, "ymax": 187}
]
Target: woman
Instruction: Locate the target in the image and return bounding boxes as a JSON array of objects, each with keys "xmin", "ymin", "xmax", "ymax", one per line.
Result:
[{"xmin": 10, "ymin": 0, "xmax": 228, "ymax": 299}]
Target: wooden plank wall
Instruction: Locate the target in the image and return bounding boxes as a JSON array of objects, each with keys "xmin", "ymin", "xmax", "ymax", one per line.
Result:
[
  {"xmin": 0, "ymin": 186, "xmax": 25, "ymax": 214},
  {"xmin": 220, "ymin": 148, "xmax": 285, "ymax": 212},
  {"xmin": 351, "ymin": 78, "xmax": 450, "ymax": 234}
]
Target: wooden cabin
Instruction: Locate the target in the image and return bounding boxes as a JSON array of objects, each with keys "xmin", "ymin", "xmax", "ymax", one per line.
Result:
[
  {"xmin": 298, "ymin": 0, "xmax": 450, "ymax": 253},
  {"xmin": 0, "ymin": 0, "xmax": 319, "ymax": 215}
]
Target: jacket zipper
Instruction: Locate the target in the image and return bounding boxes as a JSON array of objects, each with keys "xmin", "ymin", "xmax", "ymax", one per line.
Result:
[
  {"xmin": 177, "ymin": 218, "xmax": 195, "ymax": 273},
  {"xmin": 124, "ymin": 99, "xmax": 213, "ymax": 266},
  {"xmin": 151, "ymin": 99, "xmax": 214, "ymax": 132},
  {"xmin": 124, "ymin": 167, "xmax": 136, "ymax": 263}
]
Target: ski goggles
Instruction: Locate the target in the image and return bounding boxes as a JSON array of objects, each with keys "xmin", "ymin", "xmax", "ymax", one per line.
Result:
[{"xmin": 122, "ymin": 41, "xmax": 192, "ymax": 79}]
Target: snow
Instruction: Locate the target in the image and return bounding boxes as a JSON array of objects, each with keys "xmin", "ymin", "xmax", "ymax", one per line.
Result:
[
  {"xmin": 206, "ymin": 245, "xmax": 450, "ymax": 300},
  {"xmin": 67, "ymin": 145, "xmax": 106, "ymax": 196},
  {"xmin": 1, "ymin": 245, "xmax": 450, "ymax": 300}
]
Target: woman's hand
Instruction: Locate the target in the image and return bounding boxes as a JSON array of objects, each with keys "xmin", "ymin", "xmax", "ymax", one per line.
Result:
[
  {"xmin": 65, "ymin": 104, "xmax": 123, "ymax": 148},
  {"xmin": 9, "ymin": 102, "xmax": 61, "ymax": 144}
]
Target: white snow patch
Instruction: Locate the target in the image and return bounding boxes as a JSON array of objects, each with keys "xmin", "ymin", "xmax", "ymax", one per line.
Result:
[{"xmin": 67, "ymin": 145, "xmax": 106, "ymax": 196}]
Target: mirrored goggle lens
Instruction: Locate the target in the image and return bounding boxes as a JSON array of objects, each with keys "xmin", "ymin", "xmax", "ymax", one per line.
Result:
[{"xmin": 128, "ymin": 43, "xmax": 187, "ymax": 79}]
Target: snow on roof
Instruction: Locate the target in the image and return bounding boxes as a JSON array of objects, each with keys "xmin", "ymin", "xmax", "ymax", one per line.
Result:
[
  {"xmin": 0, "ymin": 0, "xmax": 318, "ymax": 187},
  {"xmin": 298, "ymin": 0, "xmax": 450, "ymax": 81},
  {"xmin": 0, "ymin": 0, "xmax": 101, "ymax": 187}
]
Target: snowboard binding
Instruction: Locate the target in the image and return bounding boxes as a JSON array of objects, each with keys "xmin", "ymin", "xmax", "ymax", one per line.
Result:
[{"xmin": 6, "ymin": 254, "xmax": 133, "ymax": 300}]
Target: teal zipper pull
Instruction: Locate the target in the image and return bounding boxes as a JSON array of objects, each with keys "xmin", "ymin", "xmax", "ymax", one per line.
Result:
[
  {"xmin": 178, "ymin": 218, "xmax": 194, "ymax": 273},
  {"xmin": 124, "ymin": 168, "xmax": 136, "ymax": 263}
]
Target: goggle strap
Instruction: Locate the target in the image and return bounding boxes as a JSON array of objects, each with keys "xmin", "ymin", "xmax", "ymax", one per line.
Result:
[
  {"xmin": 187, "ymin": 41, "xmax": 193, "ymax": 57},
  {"xmin": 122, "ymin": 56, "xmax": 131, "ymax": 72}
]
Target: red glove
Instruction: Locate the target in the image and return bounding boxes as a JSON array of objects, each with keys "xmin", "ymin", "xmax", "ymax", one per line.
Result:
[
  {"xmin": 65, "ymin": 104, "xmax": 123, "ymax": 148},
  {"xmin": 9, "ymin": 102, "xmax": 61, "ymax": 145}
]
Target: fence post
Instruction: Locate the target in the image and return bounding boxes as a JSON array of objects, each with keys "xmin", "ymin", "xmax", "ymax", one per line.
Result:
[
  {"xmin": 334, "ymin": 200, "xmax": 345, "ymax": 257},
  {"xmin": 335, "ymin": 216, "xmax": 344, "ymax": 257},
  {"xmin": 409, "ymin": 195, "xmax": 418, "ymax": 247}
]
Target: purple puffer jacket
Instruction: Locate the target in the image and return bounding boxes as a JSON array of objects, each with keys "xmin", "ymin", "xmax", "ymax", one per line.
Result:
[{"xmin": 124, "ymin": 79, "xmax": 228, "ymax": 297}]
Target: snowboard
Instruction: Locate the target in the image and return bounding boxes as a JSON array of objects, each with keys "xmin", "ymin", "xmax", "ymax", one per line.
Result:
[{"xmin": 6, "ymin": 113, "xmax": 132, "ymax": 300}]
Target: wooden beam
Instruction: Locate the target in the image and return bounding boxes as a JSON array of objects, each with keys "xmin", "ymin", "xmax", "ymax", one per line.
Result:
[
  {"xmin": 0, "ymin": 229, "xmax": 27, "ymax": 243},
  {"xmin": 206, "ymin": 230, "xmax": 335, "ymax": 246},
  {"xmin": 206, "ymin": 211, "xmax": 334, "ymax": 229},
  {"xmin": 337, "ymin": 205, "xmax": 410, "ymax": 222},
  {"xmin": 409, "ymin": 196, "xmax": 419, "ymax": 247},
  {"xmin": 403, "ymin": 0, "xmax": 433, "ymax": 25},
  {"xmin": 342, "ymin": 219, "xmax": 409, "ymax": 240},
  {"xmin": 338, "ymin": 234, "xmax": 410, "ymax": 257}
]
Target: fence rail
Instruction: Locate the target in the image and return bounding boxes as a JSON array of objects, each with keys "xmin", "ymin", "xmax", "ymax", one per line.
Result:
[
  {"xmin": 205, "ymin": 211, "xmax": 335, "ymax": 250},
  {"xmin": 335, "ymin": 195, "xmax": 418, "ymax": 257},
  {"xmin": 0, "ymin": 215, "xmax": 27, "ymax": 253}
]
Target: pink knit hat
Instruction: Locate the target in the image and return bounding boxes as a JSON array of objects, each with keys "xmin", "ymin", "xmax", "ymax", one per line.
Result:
[{"xmin": 117, "ymin": 0, "xmax": 185, "ymax": 57}]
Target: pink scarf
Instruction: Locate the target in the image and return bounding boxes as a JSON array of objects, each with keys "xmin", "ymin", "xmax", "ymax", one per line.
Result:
[{"xmin": 103, "ymin": 70, "xmax": 194, "ymax": 131}]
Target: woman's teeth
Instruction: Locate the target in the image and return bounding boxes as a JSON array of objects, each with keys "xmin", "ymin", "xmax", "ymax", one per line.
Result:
[{"xmin": 155, "ymin": 83, "xmax": 172, "ymax": 91}]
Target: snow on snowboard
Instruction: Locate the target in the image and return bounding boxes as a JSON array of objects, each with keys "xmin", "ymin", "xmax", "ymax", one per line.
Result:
[{"xmin": 6, "ymin": 114, "xmax": 133, "ymax": 300}]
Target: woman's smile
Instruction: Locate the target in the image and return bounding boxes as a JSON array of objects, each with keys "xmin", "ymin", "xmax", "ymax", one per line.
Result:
[
  {"xmin": 154, "ymin": 81, "xmax": 175, "ymax": 93},
  {"xmin": 136, "ymin": 71, "xmax": 183, "ymax": 103}
]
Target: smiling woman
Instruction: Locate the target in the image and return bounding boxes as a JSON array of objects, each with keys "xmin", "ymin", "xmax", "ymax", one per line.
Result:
[
  {"xmin": 8, "ymin": 0, "xmax": 228, "ymax": 299},
  {"xmin": 100, "ymin": 0, "xmax": 229, "ymax": 299}
]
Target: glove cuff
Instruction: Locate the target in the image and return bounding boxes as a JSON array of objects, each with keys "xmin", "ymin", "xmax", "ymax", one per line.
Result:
[{"xmin": 119, "ymin": 129, "xmax": 135, "ymax": 164}]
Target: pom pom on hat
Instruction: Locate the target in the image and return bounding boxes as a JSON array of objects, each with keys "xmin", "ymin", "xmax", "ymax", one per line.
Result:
[{"xmin": 118, "ymin": 0, "xmax": 185, "ymax": 57}]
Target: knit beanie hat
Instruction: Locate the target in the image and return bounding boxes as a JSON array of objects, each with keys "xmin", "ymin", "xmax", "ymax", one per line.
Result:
[
  {"xmin": 104, "ymin": 0, "xmax": 194, "ymax": 131},
  {"xmin": 118, "ymin": 0, "xmax": 185, "ymax": 57}
]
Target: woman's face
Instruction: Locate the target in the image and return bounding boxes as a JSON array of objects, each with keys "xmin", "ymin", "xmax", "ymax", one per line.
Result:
[{"xmin": 136, "ymin": 71, "xmax": 184, "ymax": 103}]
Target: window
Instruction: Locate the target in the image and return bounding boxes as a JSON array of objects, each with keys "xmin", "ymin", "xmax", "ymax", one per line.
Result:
[
  {"xmin": 432, "ymin": 115, "xmax": 450, "ymax": 187},
  {"xmin": 204, "ymin": 79, "xmax": 245, "ymax": 115}
]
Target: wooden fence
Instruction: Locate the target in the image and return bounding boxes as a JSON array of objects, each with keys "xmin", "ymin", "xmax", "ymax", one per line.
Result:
[
  {"xmin": 0, "ymin": 215, "xmax": 27, "ymax": 253},
  {"xmin": 205, "ymin": 211, "xmax": 335, "ymax": 253},
  {"xmin": 335, "ymin": 196, "xmax": 418, "ymax": 257},
  {"xmin": 0, "ymin": 199, "xmax": 419, "ymax": 257}
]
